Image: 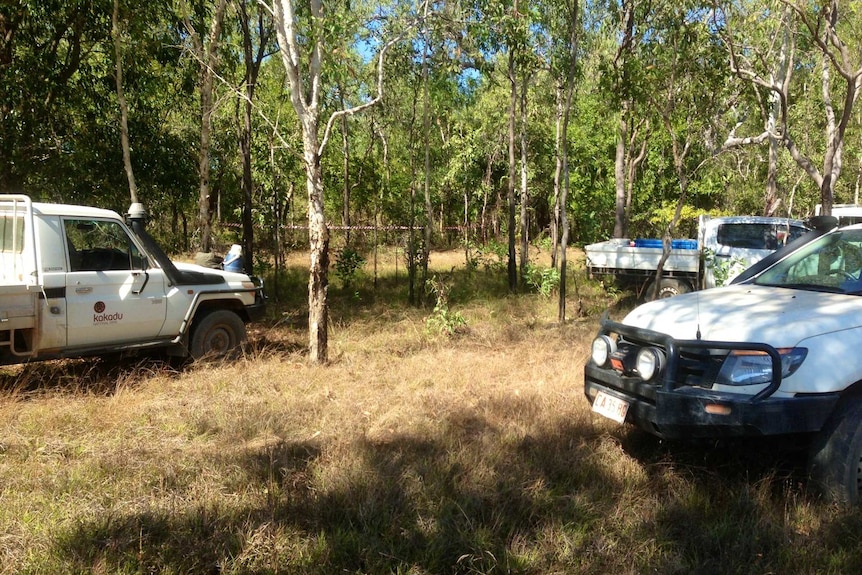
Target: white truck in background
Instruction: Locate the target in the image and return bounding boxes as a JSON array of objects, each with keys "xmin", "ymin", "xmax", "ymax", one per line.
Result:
[
  {"xmin": 584, "ymin": 215, "xmax": 808, "ymax": 299},
  {"xmin": 0, "ymin": 194, "xmax": 265, "ymax": 365},
  {"xmin": 815, "ymin": 204, "xmax": 862, "ymax": 226}
]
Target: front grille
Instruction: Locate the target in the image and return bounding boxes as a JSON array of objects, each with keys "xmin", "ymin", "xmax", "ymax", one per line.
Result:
[
  {"xmin": 677, "ymin": 347, "xmax": 724, "ymax": 388},
  {"xmin": 611, "ymin": 336, "xmax": 727, "ymax": 391},
  {"xmin": 591, "ymin": 317, "xmax": 786, "ymax": 409}
]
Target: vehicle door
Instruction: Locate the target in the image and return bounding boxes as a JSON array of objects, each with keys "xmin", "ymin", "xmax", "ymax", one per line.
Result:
[
  {"xmin": 63, "ymin": 217, "xmax": 168, "ymax": 349},
  {"xmin": 703, "ymin": 221, "xmax": 807, "ymax": 289}
]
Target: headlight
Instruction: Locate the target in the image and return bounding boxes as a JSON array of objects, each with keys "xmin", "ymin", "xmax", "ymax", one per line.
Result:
[
  {"xmin": 715, "ymin": 348, "xmax": 807, "ymax": 386},
  {"xmin": 591, "ymin": 335, "xmax": 616, "ymax": 367},
  {"xmin": 636, "ymin": 347, "xmax": 664, "ymax": 381}
]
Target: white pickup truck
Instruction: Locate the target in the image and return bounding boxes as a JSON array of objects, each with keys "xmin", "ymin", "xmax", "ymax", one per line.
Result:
[
  {"xmin": 584, "ymin": 215, "xmax": 862, "ymax": 503},
  {"xmin": 0, "ymin": 194, "xmax": 265, "ymax": 365},
  {"xmin": 584, "ymin": 215, "xmax": 808, "ymax": 298}
]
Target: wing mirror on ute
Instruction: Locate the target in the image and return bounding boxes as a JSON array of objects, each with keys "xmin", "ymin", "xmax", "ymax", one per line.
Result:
[{"xmin": 807, "ymin": 215, "xmax": 839, "ymax": 233}]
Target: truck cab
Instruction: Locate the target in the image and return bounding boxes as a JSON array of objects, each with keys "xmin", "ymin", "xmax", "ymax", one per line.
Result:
[
  {"xmin": 0, "ymin": 195, "xmax": 265, "ymax": 364},
  {"xmin": 698, "ymin": 215, "xmax": 808, "ymax": 288}
]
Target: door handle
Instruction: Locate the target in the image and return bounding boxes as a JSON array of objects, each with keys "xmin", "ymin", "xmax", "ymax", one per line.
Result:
[
  {"xmin": 75, "ymin": 287, "xmax": 93, "ymax": 294},
  {"xmin": 131, "ymin": 270, "xmax": 150, "ymax": 295}
]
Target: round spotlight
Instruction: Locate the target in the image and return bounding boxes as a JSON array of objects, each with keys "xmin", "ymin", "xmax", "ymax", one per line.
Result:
[
  {"xmin": 591, "ymin": 335, "xmax": 616, "ymax": 367},
  {"xmin": 636, "ymin": 347, "xmax": 663, "ymax": 381}
]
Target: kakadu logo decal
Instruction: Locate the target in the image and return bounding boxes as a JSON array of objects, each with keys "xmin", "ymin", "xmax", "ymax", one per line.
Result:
[{"xmin": 93, "ymin": 301, "xmax": 123, "ymax": 324}]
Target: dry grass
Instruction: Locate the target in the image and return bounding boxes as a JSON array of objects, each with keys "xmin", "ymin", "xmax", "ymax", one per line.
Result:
[{"xmin": 2, "ymin": 249, "xmax": 862, "ymax": 574}]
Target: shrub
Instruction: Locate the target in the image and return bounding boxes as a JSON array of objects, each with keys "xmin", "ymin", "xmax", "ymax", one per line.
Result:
[
  {"xmin": 525, "ymin": 264, "xmax": 560, "ymax": 298},
  {"xmin": 334, "ymin": 247, "xmax": 366, "ymax": 288},
  {"xmin": 425, "ymin": 276, "xmax": 467, "ymax": 336}
]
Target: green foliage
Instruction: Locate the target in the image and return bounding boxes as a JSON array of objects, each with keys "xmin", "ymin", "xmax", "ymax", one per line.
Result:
[
  {"xmin": 524, "ymin": 264, "xmax": 560, "ymax": 298},
  {"xmin": 0, "ymin": 0, "xmax": 860, "ymax": 262},
  {"xmin": 644, "ymin": 204, "xmax": 701, "ymax": 238},
  {"xmin": 424, "ymin": 276, "xmax": 467, "ymax": 336},
  {"xmin": 334, "ymin": 246, "xmax": 366, "ymax": 288},
  {"xmin": 462, "ymin": 239, "xmax": 510, "ymax": 273},
  {"xmin": 477, "ymin": 240, "xmax": 509, "ymax": 272},
  {"xmin": 703, "ymin": 247, "xmax": 747, "ymax": 287},
  {"xmin": 641, "ymin": 205, "xmax": 731, "ymax": 240},
  {"xmin": 535, "ymin": 235, "xmax": 554, "ymax": 253},
  {"xmin": 1, "ymin": 0, "xmax": 198, "ymax": 213}
]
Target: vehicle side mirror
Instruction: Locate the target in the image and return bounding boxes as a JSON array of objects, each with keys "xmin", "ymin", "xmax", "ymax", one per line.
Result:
[{"xmin": 808, "ymin": 215, "xmax": 839, "ymax": 232}]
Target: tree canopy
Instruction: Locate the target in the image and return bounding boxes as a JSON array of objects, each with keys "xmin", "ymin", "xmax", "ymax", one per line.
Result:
[{"xmin": 2, "ymin": 0, "xmax": 860, "ymax": 258}]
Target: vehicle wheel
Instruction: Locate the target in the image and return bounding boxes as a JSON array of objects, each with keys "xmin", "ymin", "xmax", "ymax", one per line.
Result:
[
  {"xmin": 189, "ymin": 310, "xmax": 247, "ymax": 360},
  {"xmin": 645, "ymin": 278, "xmax": 692, "ymax": 300},
  {"xmin": 808, "ymin": 399, "xmax": 862, "ymax": 505}
]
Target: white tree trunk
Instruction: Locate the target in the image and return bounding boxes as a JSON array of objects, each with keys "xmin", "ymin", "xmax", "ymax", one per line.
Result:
[
  {"xmin": 272, "ymin": 0, "xmax": 424, "ymax": 362},
  {"xmin": 112, "ymin": 0, "xmax": 137, "ymax": 205}
]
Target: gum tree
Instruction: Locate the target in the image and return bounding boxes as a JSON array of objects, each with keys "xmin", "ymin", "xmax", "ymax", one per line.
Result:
[
  {"xmin": 269, "ymin": 0, "xmax": 427, "ymax": 363},
  {"xmin": 645, "ymin": 1, "xmax": 728, "ymax": 298},
  {"xmin": 181, "ymin": 0, "xmax": 229, "ymax": 253},
  {"xmin": 716, "ymin": 0, "xmax": 862, "ymax": 215}
]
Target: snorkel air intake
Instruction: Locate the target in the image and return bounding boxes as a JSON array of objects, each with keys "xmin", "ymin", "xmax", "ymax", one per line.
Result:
[{"xmin": 126, "ymin": 203, "xmax": 224, "ymax": 286}]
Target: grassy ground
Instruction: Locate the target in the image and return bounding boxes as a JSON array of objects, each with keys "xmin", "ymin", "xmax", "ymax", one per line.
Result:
[{"xmin": 2, "ymin": 248, "xmax": 862, "ymax": 574}]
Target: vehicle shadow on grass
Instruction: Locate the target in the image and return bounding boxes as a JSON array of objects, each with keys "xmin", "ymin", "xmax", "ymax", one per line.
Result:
[
  {"xmin": 0, "ymin": 355, "xmax": 183, "ymax": 397},
  {"xmin": 617, "ymin": 428, "xmax": 862, "ymax": 574},
  {"xmin": 52, "ymin": 397, "xmax": 862, "ymax": 574},
  {"xmin": 0, "ymin": 333, "xmax": 307, "ymax": 398},
  {"xmin": 620, "ymin": 428, "xmax": 811, "ymax": 493}
]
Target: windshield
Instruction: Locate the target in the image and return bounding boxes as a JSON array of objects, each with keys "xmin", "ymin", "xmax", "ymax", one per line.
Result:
[
  {"xmin": 716, "ymin": 221, "xmax": 807, "ymax": 250},
  {"xmin": 754, "ymin": 228, "xmax": 862, "ymax": 294}
]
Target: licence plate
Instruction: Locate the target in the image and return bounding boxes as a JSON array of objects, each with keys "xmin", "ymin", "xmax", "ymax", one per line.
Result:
[{"xmin": 592, "ymin": 390, "xmax": 630, "ymax": 424}]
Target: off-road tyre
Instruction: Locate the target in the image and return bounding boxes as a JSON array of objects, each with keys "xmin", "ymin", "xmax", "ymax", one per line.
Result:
[
  {"xmin": 808, "ymin": 399, "xmax": 862, "ymax": 505},
  {"xmin": 189, "ymin": 309, "xmax": 247, "ymax": 361},
  {"xmin": 645, "ymin": 278, "xmax": 692, "ymax": 301}
]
